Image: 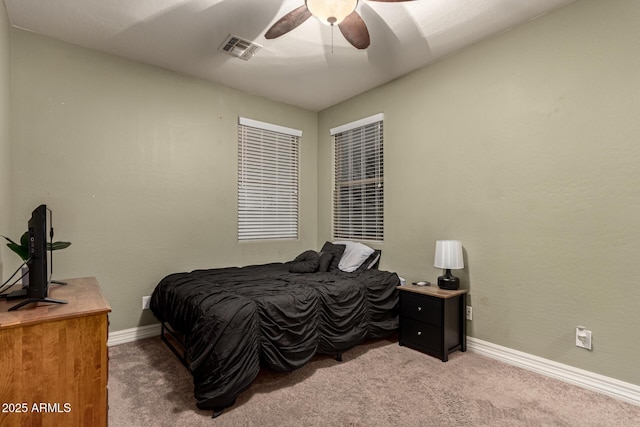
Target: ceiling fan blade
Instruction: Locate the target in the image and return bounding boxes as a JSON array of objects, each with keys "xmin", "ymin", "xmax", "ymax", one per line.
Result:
[
  {"xmin": 265, "ymin": 5, "xmax": 313, "ymax": 39},
  {"xmin": 338, "ymin": 12, "xmax": 370, "ymax": 49}
]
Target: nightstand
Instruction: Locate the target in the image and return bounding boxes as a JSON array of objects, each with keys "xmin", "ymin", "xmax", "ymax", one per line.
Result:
[{"xmin": 398, "ymin": 284, "xmax": 468, "ymax": 362}]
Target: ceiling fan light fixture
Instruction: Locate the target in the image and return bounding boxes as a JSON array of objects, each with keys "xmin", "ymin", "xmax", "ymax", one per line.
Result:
[{"xmin": 306, "ymin": 0, "xmax": 358, "ymax": 26}]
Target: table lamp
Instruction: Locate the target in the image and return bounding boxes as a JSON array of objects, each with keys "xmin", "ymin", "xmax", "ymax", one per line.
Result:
[{"xmin": 434, "ymin": 240, "xmax": 464, "ymax": 290}]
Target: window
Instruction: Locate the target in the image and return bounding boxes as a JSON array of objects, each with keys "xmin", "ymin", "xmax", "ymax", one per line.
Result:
[
  {"xmin": 331, "ymin": 113, "xmax": 384, "ymax": 242},
  {"xmin": 238, "ymin": 117, "xmax": 301, "ymax": 241}
]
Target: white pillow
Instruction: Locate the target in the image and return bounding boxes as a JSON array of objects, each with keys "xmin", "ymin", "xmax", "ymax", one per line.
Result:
[{"xmin": 333, "ymin": 241, "xmax": 375, "ymax": 272}]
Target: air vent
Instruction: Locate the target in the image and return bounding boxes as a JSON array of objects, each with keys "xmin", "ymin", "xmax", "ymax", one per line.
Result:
[{"xmin": 219, "ymin": 34, "xmax": 262, "ymax": 60}]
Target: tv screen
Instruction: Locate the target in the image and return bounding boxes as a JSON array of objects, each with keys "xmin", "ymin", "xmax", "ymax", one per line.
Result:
[
  {"xmin": 27, "ymin": 204, "xmax": 48, "ymax": 299},
  {"xmin": 8, "ymin": 204, "xmax": 67, "ymax": 311}
]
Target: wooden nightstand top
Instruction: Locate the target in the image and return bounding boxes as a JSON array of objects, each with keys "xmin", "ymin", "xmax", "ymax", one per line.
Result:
[{"xmin": 398, "ymin": 283, "xmax": 468, "ymax": 299}]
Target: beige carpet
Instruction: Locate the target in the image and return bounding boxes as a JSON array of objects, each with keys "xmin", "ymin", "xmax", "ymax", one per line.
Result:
[{"xmin": 108, "ymin": 336, "xmax": 639, "ymax": 426}]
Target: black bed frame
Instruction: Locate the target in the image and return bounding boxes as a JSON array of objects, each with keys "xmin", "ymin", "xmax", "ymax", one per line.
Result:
[{"xmin": 160, "ymin": 322, "xmax": 191, "ymax": 369}]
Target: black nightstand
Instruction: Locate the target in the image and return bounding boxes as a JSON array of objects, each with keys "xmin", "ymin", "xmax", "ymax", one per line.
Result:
[{"xmin": 398, "ymin": 284, "xmax": 468, "ymax": 362}]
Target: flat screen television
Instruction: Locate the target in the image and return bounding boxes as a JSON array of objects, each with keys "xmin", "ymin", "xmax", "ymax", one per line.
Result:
[{"xmin": 9, "ymin": 204, "xmax": 67, "ymax": 311}]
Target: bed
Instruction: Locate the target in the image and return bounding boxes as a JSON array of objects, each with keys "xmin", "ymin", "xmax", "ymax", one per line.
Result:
[{"xmin": 150, "ymin": 241, "xmax": 399, "ymax": 415}]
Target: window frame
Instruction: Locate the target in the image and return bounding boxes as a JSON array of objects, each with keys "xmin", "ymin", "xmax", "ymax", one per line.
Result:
[
  {"xmin": 331, "ymin": 113, "xmax": 384, "ymax": 243},
  {"xmin": 237, "ymin": 117, "xmax": 302, "ymax": 241}
]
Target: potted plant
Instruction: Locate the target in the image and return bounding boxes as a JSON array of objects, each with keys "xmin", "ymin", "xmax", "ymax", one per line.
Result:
[{"xmin": 2, "ymin": 232, "xmax": 71, "ymax": 286}]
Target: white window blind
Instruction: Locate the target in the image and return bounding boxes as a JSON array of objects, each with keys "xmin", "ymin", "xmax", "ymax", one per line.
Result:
[
  {"xmin": 332, "ymin": 114, "xmax": 384, "ymax": 242},
  {"xmin": 238, "ymin": 118, "xmax": 301, "ymax": 241}
]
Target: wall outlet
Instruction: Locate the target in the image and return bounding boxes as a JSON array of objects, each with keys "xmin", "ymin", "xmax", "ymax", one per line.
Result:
[
  {"xmin": 576, "ymin": 326, "xmax": 592, "ymax": 350},
  {"xmin": 466, "ymin": 305, "xmax": 472, "ymax": 320},
  {"xmin": 142, "ymin": 295, "xmax": 151, "ymax": 310}
]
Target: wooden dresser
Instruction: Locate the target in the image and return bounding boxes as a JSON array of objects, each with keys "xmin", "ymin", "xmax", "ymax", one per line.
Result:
[{"xmin": 0, "ymin": 277, "xmax": 111, "ymax": 427}]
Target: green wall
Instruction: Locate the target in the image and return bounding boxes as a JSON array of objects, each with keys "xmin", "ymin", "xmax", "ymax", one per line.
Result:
[
  {"xmin": 0, "ymin": 4, "xmax": 10, "ymax": 280},
  {"xmin": 318, "ymin": 0, "xmax": 640, "ymax": 386},
  {"xmin": 9, "ymin": 30, "xmax": 318, "ymax": 331}
]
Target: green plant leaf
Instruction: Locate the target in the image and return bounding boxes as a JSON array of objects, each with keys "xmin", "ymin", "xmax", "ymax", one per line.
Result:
[
  {"xmin": 8, "ymin": 243, "xmax": 29, "ymax": 260},
  {"xmin": 2, "ymin": 235, "xmax": 30, "ymax": 261},
  {"xmin": 20, "ymin": 231, "xmax": 29, "ymax": 248},
  {"xmin": 2, "ymin": 234, "xmax": 19, "ymax": 246},
  {"xmin": 3, "ymin": 232, "xmax": 70, "ymax": 260},
  {"xmin": 49, "ymin": 241, "xmax": 71, "ymax": 251}
]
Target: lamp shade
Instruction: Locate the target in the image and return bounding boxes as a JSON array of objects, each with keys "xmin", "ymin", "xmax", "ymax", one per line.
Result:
[
  {"xmin": 434, "ymin": 240, "xmax": 464, "ymax": 270},
  {"xmin": 306, "ymin": 0, "xmax": 358, "ymax": 25}
]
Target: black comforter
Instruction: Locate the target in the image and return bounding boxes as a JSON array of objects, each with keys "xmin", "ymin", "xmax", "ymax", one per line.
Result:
[{"xmin": 150, "ymin": 262, "xmax": 399, "ymax": 411}]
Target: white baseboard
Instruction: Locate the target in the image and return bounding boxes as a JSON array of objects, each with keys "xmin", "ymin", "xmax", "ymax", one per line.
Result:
[
  {"xmin": 467, "ymin": 337, "xmax": 640, "ymax": 406},
  {"xmin": 108, "ymin": 323, "xmax": 162, "ymax": 347}
]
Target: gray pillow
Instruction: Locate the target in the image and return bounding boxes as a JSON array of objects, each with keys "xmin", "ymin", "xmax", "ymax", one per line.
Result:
[
  {"xmin": 289, "ymin": 250, "xmax": 320, "ymax": 273},
  {"xmin": 317, "ymin": 251, "xmax": 334, "ymax": 272},
  {"xmin": 320, "ymin": 242, "xmax": 346, "ymax": 271}
]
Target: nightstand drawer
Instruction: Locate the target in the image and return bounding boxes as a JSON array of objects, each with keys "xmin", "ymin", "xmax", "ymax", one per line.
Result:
[
  {"xmin": 399, "ymin": 318, "xmax": 442, "ymax": 352},
  {"xmin": 399, "ymin": 291, "xmax": 441, "ymax": 326}
]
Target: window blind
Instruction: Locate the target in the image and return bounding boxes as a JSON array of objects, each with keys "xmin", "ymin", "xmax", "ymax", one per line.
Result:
[
  {"xmin": 238, "ymin": 118, "xmax": 301, "ymax": 241},
  {"xmin": 332, "ymin": 114, "xmax": 384, "ymax": 242}
]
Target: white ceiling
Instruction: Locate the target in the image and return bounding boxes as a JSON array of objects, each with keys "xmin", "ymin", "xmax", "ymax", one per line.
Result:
[{"xmin": 4, "ymin": 0, "xmax": 575, "ymax": 111}]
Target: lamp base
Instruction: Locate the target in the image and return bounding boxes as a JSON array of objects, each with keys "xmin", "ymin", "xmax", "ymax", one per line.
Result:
[{"xmin": 438, "ymin": 269, "xmax": 460, "ymax": 290}]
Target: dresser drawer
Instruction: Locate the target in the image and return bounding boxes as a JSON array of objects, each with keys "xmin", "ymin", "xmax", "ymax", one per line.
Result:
[
  {"xmin": 399, "ymin": 317, "xmax": 442, "ymax": 353},
  {"xmin": 400, "ymin": 291, "xmax": 442, "ymax": 326}
]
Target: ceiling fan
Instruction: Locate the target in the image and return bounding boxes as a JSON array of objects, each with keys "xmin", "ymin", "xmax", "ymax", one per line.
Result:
[{"xmin": 265, "ymin": 0, "xmax": 414, "ymax": 50}]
